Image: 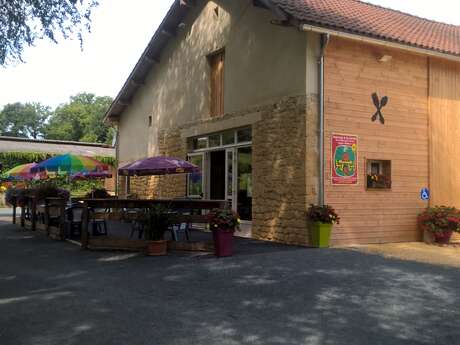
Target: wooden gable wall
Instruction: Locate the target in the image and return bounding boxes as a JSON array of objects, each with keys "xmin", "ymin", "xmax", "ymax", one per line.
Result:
[{"xmin": 324, "ymin": 37, "xmax": 430, "ymax": 245}]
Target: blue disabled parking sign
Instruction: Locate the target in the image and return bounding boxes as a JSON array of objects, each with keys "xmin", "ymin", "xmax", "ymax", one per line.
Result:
[{"xmin": 421, "ymin": 188, "xmax": 430, "ymax": 201}]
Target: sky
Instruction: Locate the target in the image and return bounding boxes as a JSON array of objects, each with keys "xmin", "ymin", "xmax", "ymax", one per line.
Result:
[{"xmin": 0, "ymin": 0, "xmax": 459, "ymax": 109}]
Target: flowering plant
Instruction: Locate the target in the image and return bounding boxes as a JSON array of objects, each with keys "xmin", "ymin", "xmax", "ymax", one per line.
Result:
[
  {"xmin": 207, "ymin": 208, "xmax": 240, "ymax": 231},
  {"xmin": 418, "ymin": 206, "xmax": 460, "ymax": 233},
  {"xmin": 307, "ymin": 204, "xmax": 340, "ymax": 224},
  {"xmin": 367, "ymin": 174, "xmax": 391, "ymax": 189},
  {"xmin": 4, "ymin": 188, "xmax": 28, "ymax": 207}
]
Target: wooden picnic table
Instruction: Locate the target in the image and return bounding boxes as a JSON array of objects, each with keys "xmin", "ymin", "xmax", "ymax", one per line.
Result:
[{"xmin": 80, "ymin": 198, "xmax": 228, "ymax": 250}]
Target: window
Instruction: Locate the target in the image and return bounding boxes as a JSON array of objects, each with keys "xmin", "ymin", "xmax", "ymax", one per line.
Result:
[
  {"xmin": 148, "ymin": 116, "xmax": 152, "ymax": 127},
  {"xmin": 222, "ymin": 130, "xmax": 235, "ymax": 145},
  {"xmin": 189, "ymin": 128, "xmax": 251, "ymax": 151},
  {"xmin": 366, "ymin": 159, "xmax": 391, "ymax": 190},
  {"xmin": 209, "ymin": 50, "xmax": 225, "ymax": 117},
  {"xmin": 188, "ymin": 154, "xmax": 204, "ymax": 197},
  {"xmin": 192, "ymin": 137, "xmax": 208, "ymax": 150},
  {"xmin": 209, "ymin": 134, "xmax": 221, "ymax": 147},
  {"xmin": 237, "ymin": 128, "xmax": 252, "ymax": 143}
]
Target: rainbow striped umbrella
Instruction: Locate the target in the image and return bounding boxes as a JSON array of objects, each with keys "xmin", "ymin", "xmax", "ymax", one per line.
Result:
[
  {"xmin": 32, "ymin": 154, "xmax": 109, "ymax": 175},
  {"xmin": 1, "ymin": 163, "xmax": 45, "ymax": 181}
]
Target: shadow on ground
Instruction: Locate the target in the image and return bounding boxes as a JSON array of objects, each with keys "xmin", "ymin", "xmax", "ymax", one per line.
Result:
[{"xmin": 1, "ymin": 223, "xmax": 460, "ymax": 345}]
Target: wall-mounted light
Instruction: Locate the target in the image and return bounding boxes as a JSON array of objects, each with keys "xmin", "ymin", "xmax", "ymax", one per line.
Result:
[{"xmin": 378, "ymin": 54, "xmax": 393, "ymax": 63}]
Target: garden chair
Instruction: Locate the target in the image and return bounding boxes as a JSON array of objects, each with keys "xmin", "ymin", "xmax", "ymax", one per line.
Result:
[{"xmin": 65, "ymin": 204, "xmax": 84, "ymax": 239}]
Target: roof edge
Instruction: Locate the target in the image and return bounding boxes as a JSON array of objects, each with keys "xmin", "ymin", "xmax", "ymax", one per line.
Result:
[
  {"xmin": 300, "ymin": 23, "xmax": 460, "ymax": 63},
  {"xmin": 0, "ymin": 136, "xmax": 114, "ymax": 149},
  {"xmin": 104, "ymin": 0, "xmax": 189, "ymax": 123}
]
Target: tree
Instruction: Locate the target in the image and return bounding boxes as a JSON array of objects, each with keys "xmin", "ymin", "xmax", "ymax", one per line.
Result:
[
  {"xmin": 0, "ymin": 102, "xmax": 50, "ymax": 138},
  {"xmin": 44, "ymin": 92, "xmax": 113, "ymax": 144},
  {"xmin": 0, "ymin": 0, "xmax": 99, "ymax": 65}
]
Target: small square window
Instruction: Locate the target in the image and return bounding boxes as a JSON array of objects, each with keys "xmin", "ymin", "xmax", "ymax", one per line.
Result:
[
  {"xmin": 222, "ymin": 130, "xmax": 235, "ymax": 145},
  {"xmin": 366, "ymin": 160, "xmax": 391, "ymax": 190},
  {"xmin": 237, "ymin": 127, "xmax": 252, "ymax": 143},
  {"xmin": 193, "ymin": 137, "xmax": 208, "ymax": 150}
]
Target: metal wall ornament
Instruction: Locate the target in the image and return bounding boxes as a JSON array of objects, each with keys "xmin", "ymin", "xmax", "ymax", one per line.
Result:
[{"xmin": 371, "ymin": 92, "xmax": 388, "ymax": 124}]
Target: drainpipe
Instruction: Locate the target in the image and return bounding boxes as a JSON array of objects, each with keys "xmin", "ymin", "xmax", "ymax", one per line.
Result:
[
  {"xmin": 113, "ymin": 124, "xmax": 119, "ymax": 196},
  {"xmin": 318, "ymin": 33, "xmax": 330, "ymax": 206}
]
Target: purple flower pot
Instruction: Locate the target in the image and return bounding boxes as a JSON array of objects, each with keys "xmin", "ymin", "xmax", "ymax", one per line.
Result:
[{"xmin": 212, "ymin": 229, "xmax": 234, "ymax": 257}]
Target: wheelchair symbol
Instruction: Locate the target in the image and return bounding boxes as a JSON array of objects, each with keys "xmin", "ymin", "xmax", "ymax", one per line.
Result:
[{"xmin": 421, "ymin": 188, "xmax": 430, "ymax": 201}]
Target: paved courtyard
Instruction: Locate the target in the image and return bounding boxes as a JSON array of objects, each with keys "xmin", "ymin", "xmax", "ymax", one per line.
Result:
[{"xmin": 1, "ymin": 220, "xmax": 460, "ymax": 345}]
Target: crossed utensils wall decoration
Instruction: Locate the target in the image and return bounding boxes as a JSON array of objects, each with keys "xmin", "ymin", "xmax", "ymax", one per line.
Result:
[{"xmin": 371, "ymin": 92, "xmax": 388, "ymax": 124}]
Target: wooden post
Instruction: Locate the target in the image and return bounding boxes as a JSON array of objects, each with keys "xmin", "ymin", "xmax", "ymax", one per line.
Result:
[
  {"xmin": 81, "ymin": 202, "xmax": 89, "ymax": 250},
  {"xmin": 12, "ymin": 198, "xmax": 17, "ymax": 225},
  {"xmin": 31, "ymin": 197, "xmax": 37, "ymax": 232},
  {"xmin": 59, "ymin": 199, "xmax": 66, "ymax": 241},
  {"xmin": 20, "ymin": 205, "xmax": 25, "ymax": 228},
  {"xmin": 44, "ymin": 199, "xmax": 50, "ymax": 236}
]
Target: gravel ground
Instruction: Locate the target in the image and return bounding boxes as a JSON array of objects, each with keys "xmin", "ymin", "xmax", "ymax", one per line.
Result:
[
  {"xmin": 1, "ymin": 221, "xmax": 460, "ymax": 345},
  {"xmin": 352, "ymin": 242, "xmax": 460, "ymax": 268}
]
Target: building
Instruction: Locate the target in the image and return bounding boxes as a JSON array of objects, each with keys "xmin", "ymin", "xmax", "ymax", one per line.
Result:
[
  {"xmin": 105, "ymin": 0, "xmax": 460, "ymax": 245},
  {"xmin": 0, "ymin": 136, "xmax": 115, "ymax": 157}
]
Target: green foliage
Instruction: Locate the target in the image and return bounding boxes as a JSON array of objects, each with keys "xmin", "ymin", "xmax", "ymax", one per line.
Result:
[
  {"xmin": 207, "ymin": 208, "xmax": 240, "ymax": 231},
  {"xmin": 139, "ymin": 205, "xmax": 172, "ymax": 241},
  {"xmin": 0, "ymin": 0, "xmax": 99, "ymax": 65},
  {"xmin": 0, "ymin": 152, "xmax": 52, "ymax": 174},
  {"xmin": 0, "ymin": 92, "xmax": 114, "ymax": 145},
  {"xmin": 44, "ymin": 92, "xmax": 114, "ymax": 144},
  {"xmin": 95, "ymin": 156, "xmax": 116, "ymax": 166},
  {"xmin": 28, "ymin": 176, "xmax": 104, "ymax": 198},
  {"xmin": 0, "ymin": 102, "xmax": 50, "ymax": 138}
]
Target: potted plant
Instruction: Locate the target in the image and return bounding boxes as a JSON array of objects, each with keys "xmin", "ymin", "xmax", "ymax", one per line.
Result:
[
  {"xmin": 366, "ymin": 174, "xmax": 392, "ymax": 189},
  {"xmin": 85, "ymin": 188, "xmax": 110, "ymax": 199},
  {"xmin": 307, "ymin": 204, "xmax": 340, "ymax": 248},
  {"xmin": 207, "ymin": 208, "xmax": 240, "ymax": 257},
  {"xmin": 139, "ymin": 205, "xmax": 171, "ymax": 256},
  {"xmin": 418, "ymin": 206, "xmax": 460, "ymax": 244},
  {"xmin": 34, "ymin": 183, "xmax": 70, "ymax": 202},
  {"xmin": 5, "ymin": 188, "xmax": 28, "ymax": 207}
]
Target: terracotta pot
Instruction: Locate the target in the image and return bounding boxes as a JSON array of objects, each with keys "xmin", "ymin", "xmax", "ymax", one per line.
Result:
[
  {"xmin": 146, "ymin": 240, "xmax": 167, "ymax": 256},
  {"xmin": 433, "ymin": 231, "xmax": 453, "ymax": 244}
]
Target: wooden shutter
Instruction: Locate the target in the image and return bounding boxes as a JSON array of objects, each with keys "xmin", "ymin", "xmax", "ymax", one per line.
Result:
[{"xmin": 210, "ymin": 51, "xmax": 225, "ymax": 117}]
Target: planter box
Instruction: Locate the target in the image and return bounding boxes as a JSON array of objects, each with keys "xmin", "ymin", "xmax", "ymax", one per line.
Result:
[{"xmin": 310, "ymin": 222, "xmax": 332, "ymax": 248}]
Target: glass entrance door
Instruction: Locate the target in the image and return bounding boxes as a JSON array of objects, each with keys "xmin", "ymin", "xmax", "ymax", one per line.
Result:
[
  {"xmin": 237, "ymin": 147, "xmax": 252, "ymax": 221},
  {"xmin": 225, "ymin": 148, "xmax": 236, "ymax": 209},
  {"xmin": 187, "ymin": 153, "xmax": 205, "ymax": 198}
]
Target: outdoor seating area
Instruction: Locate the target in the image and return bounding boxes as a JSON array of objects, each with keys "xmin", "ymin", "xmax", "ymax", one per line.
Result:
[
  {"xmin": 2, "ymin": 153, "xmax": 240, "ymax": 257},
  {"xmin": 7, "ymin": 192, "xmax": 228, "ymax": 253}
]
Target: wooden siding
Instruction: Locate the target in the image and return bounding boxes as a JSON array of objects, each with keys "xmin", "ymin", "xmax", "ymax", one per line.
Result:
[
  {"xmin": 429, "ymin": 59, "xmax": 460, "ymax": 207},
  {"xmin": 209, "ymin": 50, "xmax": 225, "ymax": 117},
  {"xmin": 324, "ymin": 37, "xmax": 429, "ymax": 245}
]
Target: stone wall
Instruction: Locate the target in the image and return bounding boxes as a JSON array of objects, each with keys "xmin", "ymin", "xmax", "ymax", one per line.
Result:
[
  {"xmin": 119, "ymin": 129, "xmax": 187, "ymax": 199},
  {"xmin": 118, "ymin": 95, "xmax": 320, "ymax": 246},
  {"xmin": 252, "ymin": 95, "xmax": 318, "ymax": 246}
]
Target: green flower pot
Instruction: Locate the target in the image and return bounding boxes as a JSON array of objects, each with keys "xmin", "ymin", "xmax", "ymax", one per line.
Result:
[{"xmin": 310, "ymin": 222, "xmax": 332, "ymax": 248}]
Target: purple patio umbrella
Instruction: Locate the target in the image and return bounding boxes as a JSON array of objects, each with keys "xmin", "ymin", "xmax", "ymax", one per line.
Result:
[{"xmin": 118, "ymin": 156, "xmax": 200, "ymax": 177}]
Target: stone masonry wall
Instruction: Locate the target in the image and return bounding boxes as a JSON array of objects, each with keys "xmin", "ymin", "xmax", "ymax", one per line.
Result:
[
  {"xmin": 120, "ymin": 129, "xmax": 187, "ymax": 199},
  {"xmin": 118, "ymin": 95, "xmax": 320, "ymax": 246},
  {"xmin": 252, "ymin": 95, "xmax": 318, "ymax": 246}
]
